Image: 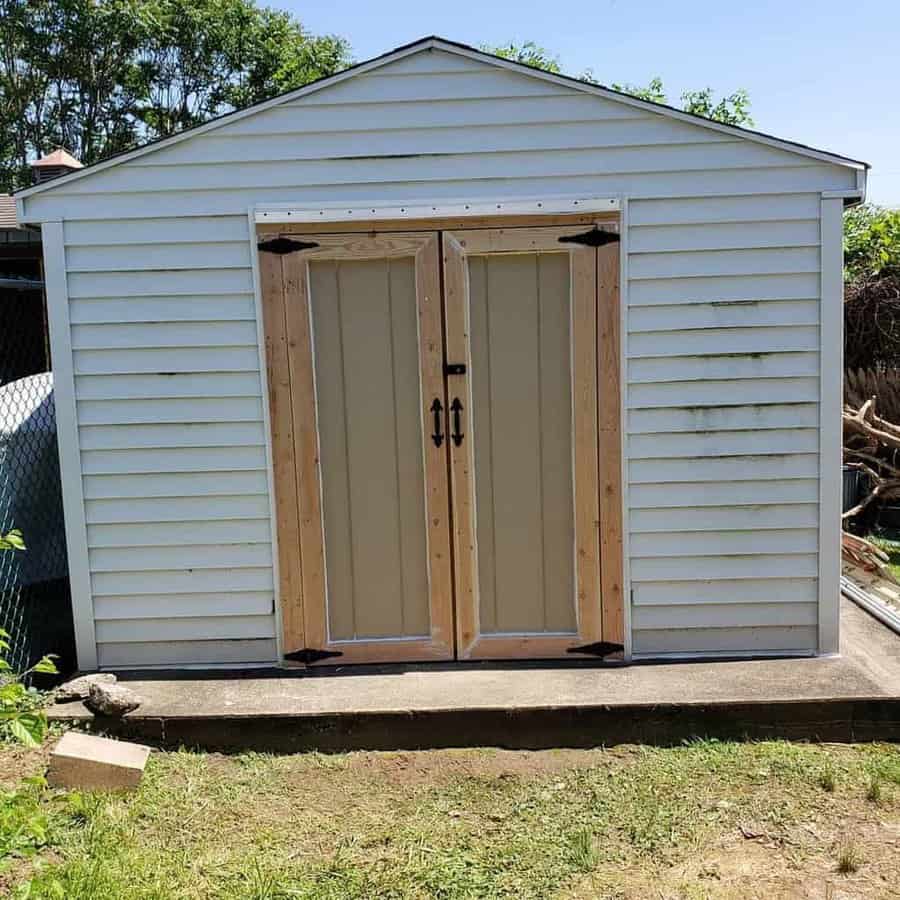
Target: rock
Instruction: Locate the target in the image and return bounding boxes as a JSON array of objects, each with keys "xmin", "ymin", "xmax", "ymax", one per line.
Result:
[
  {"xmin": 85, "ymin": 681, "xmax": 142, "ymax": 717},
  {"xmin": 48, "ymin": 732, "xmax": 150, "ymax": 791},
  {"xmin": 56, "ymin": 673, "xmax": 117, "ymax": 702}
]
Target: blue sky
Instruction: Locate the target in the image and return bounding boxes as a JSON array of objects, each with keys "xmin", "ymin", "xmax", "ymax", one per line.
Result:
[{"xmin": 286, "ymin": 0, "xmax": 899, "ymax": 205}]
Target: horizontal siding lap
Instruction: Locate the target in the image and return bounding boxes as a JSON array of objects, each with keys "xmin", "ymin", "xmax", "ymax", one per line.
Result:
[
  {"xmin": 79, "ymin": 422, "xmax": 266, "ymax": 450},
  {"xmin": 137, "ymin": 119, "xmax": 735, "ymax": 167},
  {"xmin": 53, "ymin": 144, "xmax": 822, "ymax": 197},
  {"xmin": 629, "ymin": 247, "xmax": 819, "ymax": 280},
  {"xmin": 628, "ymin": 428, "xmax": 819, "ymax": 459},
  {"xmin": 64, "ymin": 216, "xmax": 249, "ymax": 246},
  {"xmin": 93, "ymin": 591, "xmax": 274, "ymax": 620},
  {"xmin": 633, "ymin": 626, "xmax": 818, "ymax": 655},
  {"xmin": 67, "ymin": 241, "xmax": 250, "ymax": 272},
  {"xmin": 628, "ymin": 326, "xmax": 818, "ymax": 358},
  {"xmin": 91, "ymin": 566, "xmax": 274, "ymax": 596},
  {"xmin": 76, "ymin": 397, "xmax": 263, "ymax": 425},
  {"xmin": 631, "ymin": 504, "xmax": 819, "ymax": 533},
  {"xmin": 95, "ymin": 615, "xmax": 276, "ymax": 643},
  {"xmin": 70, "ymin": 295, "xmax": 257, "ymax": 324},
  {"xmin": 628, "ymin": 220, "xmax": 820, "ymax": 253},
  {"xmin": 85, "ymin": 495, "xmax": 270, "ymax": 524},
  {"xmin": 630, "ymin": 528, "xmax": 818, "ymax": 557},
  {"xmin": 629, "ymin": 479, "xmax": 818, "ymax": 509},
  {"xmin": 628, "ymin": 377, "xmax": 819, "ymax": 409},
  {"xmin": 82, "ymin": 471, "xmax": 269, "ymax": 500},
  {"xmin": 629, "ymin": 273, "xmax": 820, "ymax": 306},
  {"xmin": 75, "ymin": 373, "xmax": 262, "ymax": 401},
  {"xmin": 628, "ymin": 300, "xmax": 819, "ymax": 333},
  {"xmin": 629, "ymin": 453, "xmax": 819, "ymax": 483},
  {"xmin": 633, "ymin": 579, "xmax": 818, "ymax": 606},
  {"xmin": 632, "ymin": 602, "xmax": 818, "ymax": 630},
  {"xmin": 81, "ymin": 446, "xmax": 268, "ymax": 475},
  {"xmin": 90, "ymin": 542, "xmax": 272, "ymax": 572},
  {"xmin": 629, "ymin": 352, "xmax": 819, "ymax": 383},
  {"xmin": 97, "ymin": 639, "xmax": 277, "ymax": 668},
  {"xmin": 87, "ymin": 519, "xmax": 271, "ymax": 548},
  {"xmin": 74, "ymin": 346, "xmax": 260, "ymax": 375},
  {"xmin": 628, "ymin": 402, "xmax": 818, "ymax": 433},
  {"xmin": 631, "ymin": 554, "xmax": 818, "ymax": 582}
]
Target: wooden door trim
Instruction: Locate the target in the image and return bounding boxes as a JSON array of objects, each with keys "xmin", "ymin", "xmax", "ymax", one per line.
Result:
[
  {"xmin": 442, "ymin": 222, "xmax": 621, "ymax": 660},
  {"xmin": 598, "ymin": 238, "xmax": 625, "ymax": 652},
  {"xmin": 259, "ymin": 230, "xmax": 453, "ymax": 666}
]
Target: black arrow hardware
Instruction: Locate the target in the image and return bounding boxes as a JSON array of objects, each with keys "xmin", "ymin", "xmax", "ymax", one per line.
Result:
[
  {"xmin": 558, "ymin": 228, "xmax": 620, "ymax": 247},
  {"xmin": 284, "ymin": 647, "xmax": 343, "ymax": 664},
  {"xmin": 450, "ymin": 397, "xmax": 464, "ymax": 447},
  {"xmin": 430, "ymin": 397, "xmax": 444, "ymax": 447},
  {"xmin": 567, "ymin": 641, "xmax": 624, "ymax": 659},
  {"xmin": 258, "ymin": 237, "xmax": 320, "ymax": 255}
]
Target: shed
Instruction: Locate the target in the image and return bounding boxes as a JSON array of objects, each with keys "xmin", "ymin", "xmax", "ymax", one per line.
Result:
[{"xmin": 15, "ymin": 37, "xmax": 867, "ymax": 671}]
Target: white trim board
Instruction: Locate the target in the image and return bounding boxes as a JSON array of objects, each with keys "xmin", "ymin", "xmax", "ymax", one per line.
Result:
[
  {"xmin": 42, "ymin": 222, "xmax": 98, "ymax": 669},
  {"xmin": 256, "ymin": 196, "xmax": 620, "ymax": 224},
  {"xmin": 15, "ymin": 36, "xmax": 865, "ymax": 217},
  {"xmin": 817, "ymin": 195, "xmax": 843, "ymax": 654}
]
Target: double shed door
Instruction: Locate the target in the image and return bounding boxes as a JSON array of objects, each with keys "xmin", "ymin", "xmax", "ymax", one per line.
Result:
[{"xmin": 259, "ymin": 222, "xmax": 623, "ymax": 666}]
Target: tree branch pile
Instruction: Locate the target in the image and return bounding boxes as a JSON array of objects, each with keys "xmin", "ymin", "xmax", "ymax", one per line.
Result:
[
  {"xmin": 841, "ymin": 531, "xmax": 899, "ymax": 585},
  {"xmin": 843, "ymin": 395, "xmax": 900, "ymax": 519},
  {"xmin": 844, "ymin": 273, "xmax": 900, "ymax": 370}
]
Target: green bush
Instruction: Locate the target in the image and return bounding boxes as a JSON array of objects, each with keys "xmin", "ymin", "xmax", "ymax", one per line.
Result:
[
  {"xmin": 844, "ymin": 204, "xmax": 900, "ymax": 282},
  {"xmin": 0, "ymin": 530, "xmax": 58, "ymax": 747}
]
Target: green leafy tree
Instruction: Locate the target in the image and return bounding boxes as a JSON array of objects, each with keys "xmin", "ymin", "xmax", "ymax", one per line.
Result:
[
  {"xmin": 483, "ymin": 41, "xmax": 754, "ymax": 127},
  {"xmin": 487, "ymin": 41, "xmax": 562, "ymax": 74},
  {"xmin": 0, "ymin": 0, "xmax": 350, "ymax": 191},
  {"xmin": 844, "ymin": 204, "xmax": 900, "ymax": 282}
]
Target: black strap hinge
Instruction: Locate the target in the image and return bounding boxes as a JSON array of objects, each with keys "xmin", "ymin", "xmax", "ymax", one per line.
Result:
[
  {"xmin": 567, "ymin": 641, "xmax": 624, "ymax": 659},
  {"xmin": 558, "ymin": 228, "xmax": 620, "ymax": 248},
  {"xmin": 258, "ymin": 237, "xmax": 320, "ymax": 255},
  {"xmin": 284, "ymin": 647, "xmax": 343, "ymax": 664}
]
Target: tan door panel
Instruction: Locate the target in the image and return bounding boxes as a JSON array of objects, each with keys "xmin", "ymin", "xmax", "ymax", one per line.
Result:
[
  {"xmin": 259, "ymin": 232, "xmax": 453, "ymax": 664},
  {"xmin": 443, "ymin": 224, "xmax": 621, "ymax": 660}
]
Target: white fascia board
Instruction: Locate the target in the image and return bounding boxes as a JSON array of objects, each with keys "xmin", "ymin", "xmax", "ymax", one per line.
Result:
[{"xmin": 255, "ymin": 195, "xmax": 620, "ymax": 224}]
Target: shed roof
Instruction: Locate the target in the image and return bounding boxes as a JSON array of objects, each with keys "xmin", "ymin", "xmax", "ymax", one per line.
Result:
[{"xmin": 15, "ymin": 35, "xmax": 868, "ymax": 204}]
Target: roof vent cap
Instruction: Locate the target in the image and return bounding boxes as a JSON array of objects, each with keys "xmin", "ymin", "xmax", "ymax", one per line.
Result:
[{"xmin": 30, "ymin": 148, "xmax": 82, "ymax": 185}]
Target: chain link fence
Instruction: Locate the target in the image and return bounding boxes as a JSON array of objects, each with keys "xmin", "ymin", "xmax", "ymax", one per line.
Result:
[{"xmin": 0, "ymin": 337, "xmax": 76, "ymax": 679}]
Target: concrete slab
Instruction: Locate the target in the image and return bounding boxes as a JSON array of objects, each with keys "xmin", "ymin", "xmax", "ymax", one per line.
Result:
[
  {"xmin": 50, "ymin": 598, "xmax": 900, "ymax": 751},
  {"xmin": 48, "ymin": 731, "xmax": 151, "ymax": 790}
]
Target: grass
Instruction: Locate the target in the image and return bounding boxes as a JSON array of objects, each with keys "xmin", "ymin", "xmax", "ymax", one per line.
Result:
[
  {"xmin": 867, "ymin": 535, "xmax": 900, "ymax": 581},
  {"xmin": 1, "ymin": 739, "xmax": 899, "ymax": 898}
]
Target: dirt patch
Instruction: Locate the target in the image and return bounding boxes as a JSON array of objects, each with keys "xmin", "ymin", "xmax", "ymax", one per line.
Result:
[
  {"xmin": 334, "ymin": 745, "xmax": 633, "ymax": 785},
  {"xmin": 0, "ymin": 741, "xmax": 50, "ymax": 789}
]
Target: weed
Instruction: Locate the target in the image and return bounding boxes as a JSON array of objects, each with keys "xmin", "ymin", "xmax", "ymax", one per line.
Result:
[
  {"xmin": 836, "ymin": 840, "xmax": 862, "ymax": 874},
  {"xmin": 866, "ymin": 774, "xmax": 883, "ymax": 803},
  {"xmin": 568, "ymin": 827, "xmax": 599, "ymax": 872},
  {"xmin": 818, "ymin": 765, "xmax": 837, "ymax": 793}
]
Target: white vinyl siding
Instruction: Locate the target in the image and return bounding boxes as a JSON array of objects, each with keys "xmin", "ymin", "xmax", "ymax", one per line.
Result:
[
  {"xmin": 20, "ymin": 47, "xmax": 855, "ymax": 667},
  {"xmin": 626, "ymin": 198, "xmax": 826, "ymax": 657}
]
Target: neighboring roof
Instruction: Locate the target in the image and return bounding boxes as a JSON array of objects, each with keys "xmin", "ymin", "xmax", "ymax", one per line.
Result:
[
  {"xmin": 15, "ymin": 35, "xmax": 869, "ymax": 203},
  {"xmin": 30, "ymin": 148, "xmax": 83, "ymax": 170},
  {"xmin": 0, "ymin": 194, "xmax": 18, "ymax": 229}
]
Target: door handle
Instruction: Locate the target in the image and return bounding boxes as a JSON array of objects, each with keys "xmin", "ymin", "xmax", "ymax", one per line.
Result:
[
  {"xmin": 450, "ymin": 397, "xmax": 464, "ymax": 447},
  {"xmin": 430, "ymin": 398, "xmax": 444, "ymax": 447}
]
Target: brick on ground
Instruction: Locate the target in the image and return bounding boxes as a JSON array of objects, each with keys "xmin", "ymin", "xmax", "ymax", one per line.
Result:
[{"xmin": 48, "ymin": 731, "xmax": 151, "ymax": 791}]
